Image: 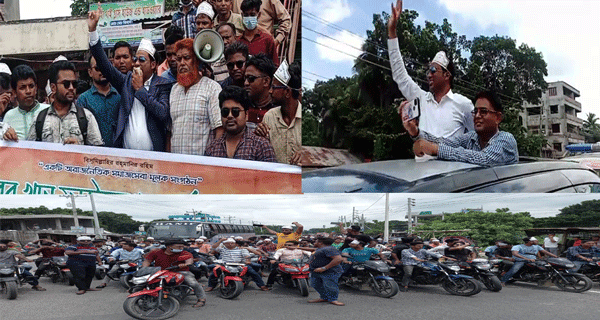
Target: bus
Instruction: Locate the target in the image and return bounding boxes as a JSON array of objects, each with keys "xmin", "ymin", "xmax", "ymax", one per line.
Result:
[{"xmin": 146, "ymin": 221, "xmax": 255, "ymax": 243}]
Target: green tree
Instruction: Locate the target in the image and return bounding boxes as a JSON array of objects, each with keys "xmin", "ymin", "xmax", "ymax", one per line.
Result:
[
  {"xmin": 71, "ymin": 0, "xmax": 179, "ymax": 17},
  {"xmin": 533, "ymin": 200, "xmax": 600, "ymax": 228},
  {"xmin": 583, "ymin": 113, "xmax": 600, "ymax": 143},
  {"xmin": 415, "ymin": 209, "xmax": 534, "ymax": 246}
]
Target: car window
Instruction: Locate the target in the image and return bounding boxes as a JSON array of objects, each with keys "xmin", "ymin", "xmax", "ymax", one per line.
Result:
[{"xmin": 468, "ymin": 170, "xmax": 574, "ymax": 192}]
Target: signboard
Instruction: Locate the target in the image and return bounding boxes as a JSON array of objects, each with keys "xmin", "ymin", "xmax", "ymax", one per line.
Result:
[
  {"xmin": 419, "ymin": 211, "xmax": 432, "ymax": 215},
  {"xmin": 90, "ymin": 0, "xmax": 165, "ymax": 48},
  {"xmin": 70, "ymin": 226, "xmax": 85, "ymax": 233},
  {"xmin": 0, "ymin": 141, "xmax": 301, "ymax": 194},
  {"xmin": 134, "ymin": 231, "xmax": 147, "ymax": 235}
]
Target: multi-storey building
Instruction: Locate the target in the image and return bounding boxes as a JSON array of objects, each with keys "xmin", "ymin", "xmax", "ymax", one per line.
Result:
[{"xmin": 521, "ymin": 81, "xmax": 583, "ymax": 158}]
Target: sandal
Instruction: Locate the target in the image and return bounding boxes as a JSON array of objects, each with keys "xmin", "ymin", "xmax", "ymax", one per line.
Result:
[
  {"xmin": 329, "ymin": 301, "xmax": 345, "ymax": 306},
  {"xmin": 76, "ymin": 290, "xmax": 86, "ymax": 295},
  {"xmin": 96, "ymin": 284, "xmax": 107, "ymax": 289},
  {"xmin": 32, "ymin": 286, "xmax": 46, "ymax": 291},
  {"xmin": 193, "ymin": 299, "xmax": 206, "ymax": 308}
]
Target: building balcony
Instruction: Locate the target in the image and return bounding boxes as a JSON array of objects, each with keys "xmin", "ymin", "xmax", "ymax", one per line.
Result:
[{"xmin": 566, "ymin": 114, "xmax": 584, "ymax": 126}]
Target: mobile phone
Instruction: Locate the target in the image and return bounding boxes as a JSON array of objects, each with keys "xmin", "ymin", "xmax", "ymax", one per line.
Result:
[{"xmin": 403, "ymin": 98, "xmax": 421, "ymax": 121}]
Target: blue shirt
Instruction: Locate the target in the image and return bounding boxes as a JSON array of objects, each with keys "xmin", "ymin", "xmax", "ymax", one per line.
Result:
[
  {"xmin": 566, "ymin": 246, "xmax": 598, "ymax": 261},
  {"xmin": 484, "ymin": 245, "xmax": 497, "ymax": 257},
  {"xmin": 309, "ymin": 246, "xmax": 342, "ymax": 274},
  {"xmin": 511, "ymin": 244, "xmax": 543, "ymax": 261},
  {"xmin": 110, "ymin": 248, "xmax": 144, "ymax": 264},
  {"xmin": 342, "ymin": 247, "xmax": 379, "ymax": 263},
  {"xmin": 401, "ymin": 248, "xmax": 435, "ymax": 266},
  {"xmin": 77, "ymin": 85, "xmax": 120, "ymax": 147},
  {"xmin": 161, "ymin": 69, "xmax": 177, "ymax": 83},
  {"xmin": 421, "ymin": 130, "xmax": 518, "ymax": 167}
]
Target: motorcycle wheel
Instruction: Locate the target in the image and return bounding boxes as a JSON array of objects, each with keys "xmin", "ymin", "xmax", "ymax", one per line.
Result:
[
  {"xmin": 50, "ymin": 273, "xmax": 60, "ymax": 284},
  {"xmin": 442, "ymin": 278, "xmax": 482, "ymax": 296},
  {"xmin": 481, "ymin": 275, "xmax": 502, "ymax": 292},
  {"xmin": 6, "ymin": 282, "xmax": 18, "ymax": 300},
  {"xmin": 65, "ymin": 271, "xmax": 75, "ymax": 286},
  {"xmin": 123, "ymin": 295, "xmax": 180, "ymax": 320},
  {"xmin": 297, "ymin": 278, "xmax": 309, "ymax": 297},
  {"xmin": 554, "ymin": 273, "xmax": 593, "ymax": 293},
  {"xmin": 220, "ymin": 280, "xmax": 244, "ymax": 299},
  {"xmin": 95, "ymin": 268, "xmax": 105, "ymax": 280},
  {"xmin": 370, "ymin": 278, "xmax": 399, "ymax": 298},
  {"xmin": 120, "ymin": 274, "xmax": 131, "ymax": 290}
]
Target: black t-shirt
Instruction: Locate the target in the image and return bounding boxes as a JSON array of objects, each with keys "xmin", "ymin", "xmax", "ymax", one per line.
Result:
[
  {"xmin": 444, "ymin": 247, "xmax": 471, "ymax": 261},
  {"xmin": 393, "ymin": 244, "xmax": 410, "ymax": 258},
  {"xmin": 493, "ymin": 247, "xmax": 513, "ymax": 258}
]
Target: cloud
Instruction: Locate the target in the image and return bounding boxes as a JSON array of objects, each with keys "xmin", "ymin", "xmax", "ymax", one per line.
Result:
[
  {"xmin": 304, "ymin": 0, "xmax": 355, "ymax": 24},
  {"xmin": 315, "ymin": 30, "xmax": 364, "ymax": 63}
]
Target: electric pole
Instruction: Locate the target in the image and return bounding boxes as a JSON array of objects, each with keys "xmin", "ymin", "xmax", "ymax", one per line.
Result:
[
  {"xmin": 61, "ymin": 194, "xmax": 86, "ymax": 237},
  {"xmin": 89, "ymin": 193, "xmax": 101, "ymax": 238},
  {"xmin": 384, "ymin": 193, "xmax": 390, "ymax": 243},
  {"xmin": 407, "ymin": 197, "xmax": 416, "ymax": 234}
]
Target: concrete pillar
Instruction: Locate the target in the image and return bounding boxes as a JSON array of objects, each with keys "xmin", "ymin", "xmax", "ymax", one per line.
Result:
[
  {"xmin": 4, "ymin": 0, "xmax": 20, "ymax": 21},
  {"xmin": 55, "ymin": 218, "xmax": 62, "ymax": 230},
  {"xmin": 19, "ymin": 220, "xmax": 26, "ymax": 231}
]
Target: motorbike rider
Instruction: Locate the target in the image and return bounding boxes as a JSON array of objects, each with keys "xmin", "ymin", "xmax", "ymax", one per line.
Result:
[
  {"xmin": 266, "ymin": 240, "xmax": 312, "ymax": 287},
  {"xmin": 183, "ymin": 241, "xmax": 209, "ymax": 280},
  {"xmin": 500, "ymin": 237, "xmax": 557, "ymax": 285},
  {"xmin": 96, "ymin": 241, "xmax": 144, "ymax": 288},
  {"xmin": 492, "ymin": 241, "xmax": 514, "ymax": 276},
  {"xmin": 142, "ymin": 239, "xmax": 207, "ymax": 308},
  {"xmin": 206, "ymin": 237, "xmax": 270, "ymax": 292},
  {"xmin": 261, "ymin": 222, "xmax": 304, "ymax": 250},
  {"xmin": 0, "ymin": 242, "xmax": 46, "ymax": 291},
  {"xmin": 396, "ymin": 240, "xmax": 451, "ymax": 291},
  {"xmin": 259, "ymin": 238, "xmax": 277, "ymax": 253},
  {"xmin": 444, "ymin": 239, "xmax": 477, "ymax": 261},
  {"xmin": 566, "ymin": 240, "xmax": 599, "ymax": 273},
  {"xmin": 29, "ymin": 239, "xmax": 65, "ymax": 279},
  {"xmin": 341, "ymin": 240, "xmax": 390, "ymax": 277}
]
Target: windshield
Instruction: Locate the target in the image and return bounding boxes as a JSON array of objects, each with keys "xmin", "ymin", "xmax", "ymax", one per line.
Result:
[{"xmin": 148, "ymin": 222, "xmax": 201, "ymax": 239}]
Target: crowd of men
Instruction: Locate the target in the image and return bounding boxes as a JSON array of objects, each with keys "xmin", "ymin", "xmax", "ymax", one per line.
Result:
[
  {"xmin": 388, "ymin": 0, "xmax": 518, "ymax": 166},
  {"xmin": 0, "ymin": 0, "xmax": 301, "ymax": 165},
  {"xmin": 2, "ymin": 227, "xmax": 599, "ymax": 309}
]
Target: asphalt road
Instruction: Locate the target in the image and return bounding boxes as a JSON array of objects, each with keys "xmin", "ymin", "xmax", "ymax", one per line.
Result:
[{"xmin": 2, "ymin": 271, "xmax": 600, "ymax": 320}]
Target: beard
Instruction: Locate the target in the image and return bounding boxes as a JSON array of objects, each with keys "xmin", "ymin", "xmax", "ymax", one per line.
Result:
[
  {"xmin": 94, "ymin": 78, "xmax": 109, "ymax": 86},
  {"xmin": 177, "ymin": 69, "xmax": 200, "ymax": 88}
]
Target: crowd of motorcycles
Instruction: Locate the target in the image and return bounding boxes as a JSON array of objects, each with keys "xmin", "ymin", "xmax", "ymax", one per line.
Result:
[{"xmin": 2, "ymin": 245, "xmax": 600, "ymax": 320}]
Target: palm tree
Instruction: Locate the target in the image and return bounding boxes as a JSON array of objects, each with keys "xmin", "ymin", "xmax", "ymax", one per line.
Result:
[{"xmin": 583, "ymin": 113, "xmax": 600, "ymax": 143}]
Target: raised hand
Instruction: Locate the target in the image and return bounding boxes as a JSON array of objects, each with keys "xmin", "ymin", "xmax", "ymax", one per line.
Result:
[
  {"xmin": 388, "ymin": 0, "xmax": 403, "ymax": 39},
  {"xmin": 87, "ymin": 2, "xmax": 103, "ymax": 32}
]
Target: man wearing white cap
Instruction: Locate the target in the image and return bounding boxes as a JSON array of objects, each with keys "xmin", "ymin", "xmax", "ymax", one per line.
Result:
[
  {"xmin": 195, "ymin": 2, "xmax": 215, "ymax": 31},
  {"xmin": 261, "ymin": 222, "xmax": 303, "ymax": 250},
  {"xmin": 88, "ymin": 7, "xmax": 173, "ymax": 151},
  {"xmin": 0, "ymin": 63, "xmax": 13, "ymax": 121},
  {"xmin": 388, "ymin": 1, "xmax": 473, "ymax": 145},
  {"xmin": 255, "ymin": 60, "xmax": 302, "ymax": 165},
  {"xmin": 259, "ymin": 238, "xmax": 276, "ymax": 253},
  {"xmin": 500, "ymin": 236, "xmax": 557, "ymax": 285},
  {"xmin": 65, "ymin": 236, "xmax": 103, "ymax": 295}
]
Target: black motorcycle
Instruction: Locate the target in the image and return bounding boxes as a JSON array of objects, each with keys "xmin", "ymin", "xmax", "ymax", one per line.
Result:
[
  {"xmin": 571, "ymin": 255, "xmax": 600, "ymax": 283},
  {"xmin": 38, "ymin": 256, "xmax": 74, "ymax": 285},
  {"xmin": 340, "ymin": 260, "xmax": 399, "ymax": 298},
  {"xmin": 457, "ymin": 259, "xmax": 502, "ymax": 292},
  {"xmin": 391, "ymin": 260, "xmax": 482, "ymax": 296},
  {"xmin": 499, "ymin": 258, "xmax": 593, "ymax": 293},
  {"xmin": 0, "ymin": 263, "xmax": 32, "ymax": 300}
]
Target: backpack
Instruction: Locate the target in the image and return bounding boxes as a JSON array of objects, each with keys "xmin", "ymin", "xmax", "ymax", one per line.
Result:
[{"xmin": 35, "ymin": 105, "xmax": 88, "ymax": 145}]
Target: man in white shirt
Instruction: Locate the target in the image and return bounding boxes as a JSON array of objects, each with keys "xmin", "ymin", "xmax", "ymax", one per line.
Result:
[
  {"xmin": 387, "ymin": 0, "xmax": 473, "ymax": 145},
  {"xmin": 543, "ymin": 233, "xmax": 560, "ymax": 256}
]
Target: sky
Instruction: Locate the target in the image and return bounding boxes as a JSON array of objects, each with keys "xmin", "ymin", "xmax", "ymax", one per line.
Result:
[
  {"xmin": 302, "ymin": 0, "xmax": 600, "ymax": 118},
  {"xmin": 0, "ymin": 193, "xmax": 598, "ymax": 230}
]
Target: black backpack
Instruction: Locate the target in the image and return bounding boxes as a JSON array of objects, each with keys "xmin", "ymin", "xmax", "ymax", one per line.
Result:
[{"xmin": 35, "ymin": 105, "xmax": 88, "ymax": 145}]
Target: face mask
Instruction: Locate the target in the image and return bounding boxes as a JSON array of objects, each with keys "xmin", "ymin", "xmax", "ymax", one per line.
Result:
[
  {"xmin": 171, "ymin": 249, "xmax": 183, "ymax": 253},
  {"xmin": 243, "ymin": 16, "xmax": 258, "ymax": 30}
]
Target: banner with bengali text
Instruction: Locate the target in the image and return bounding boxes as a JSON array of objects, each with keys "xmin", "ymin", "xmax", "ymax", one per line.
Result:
[{"xmin": 0, "ymin": 141, "xmax": 301, "ymax": 194}]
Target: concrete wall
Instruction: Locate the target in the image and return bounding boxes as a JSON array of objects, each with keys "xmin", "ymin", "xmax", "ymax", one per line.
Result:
[
  {"xmin": 3, "ymin": 0, "xmax": 19, "ymax": 21},
  {"xmin": 0, "ymin": 230, "xmax": 38, "ymax": 244},
  {"xmin": 0, "ymin": 17, "xmax": 88, "ymax": 55}
]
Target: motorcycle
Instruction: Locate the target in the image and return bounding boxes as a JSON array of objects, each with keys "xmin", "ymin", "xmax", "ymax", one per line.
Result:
[
  {"xmin": 340, "ymin": 260, "xmax": 399, "ymax": 298},
  {"xmin": 571, "ymin": 255, "xmax": 600, "ymax": 283},
  {"xmin": 38, "ymin": 256, "xmax": 74, "ymax": 285},
  {"xmin": 100, "ymin": 260, "xmax": 140, "ymax": 289},
  {"xmin": 499, "ymin": 258, "xmax": 593, "ymax": 293},
  {"xmin": 391, "ymin": 259, "xmax": 482, "ymax": 296},
  {"xmin": 457, "ymin": 259, "xmax": 502, "ymax": 292},
  {"xmin": 270, "ymin": 257, "xmax": 311, "ymax": 296},
  {"xmin": 211, "ymin": 260, "xmax": 248, "ymax": 299},
  {"xmin": 123, "ymin": 266, "xmax": 190, "ymax": 320},
  {"xmin": 0, "ymin": 263, "xmax": 32, "ymax": 300}
]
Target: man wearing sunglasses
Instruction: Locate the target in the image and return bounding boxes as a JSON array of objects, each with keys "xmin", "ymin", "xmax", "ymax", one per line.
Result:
[
  {"xmin": 220, "ymin": 41, "xmax": 248, "ymax": 89},
  {"xmin": 88, "ymin": 7, "xmax": 173, "ymax": 152},
  {"xmin": 205, "ymin": 85, "xmax": 276, "ymax": 162},
  {"xmin": 402, "ymin": 90, "xmax": 518, "ymax": 167},
  {"xmin": 388, "ymin": 1, "xmax": 474, "ymax": 143},
  {"xmin": 244, "ymin": 53, "xmax": 277, "ymax": 131}
]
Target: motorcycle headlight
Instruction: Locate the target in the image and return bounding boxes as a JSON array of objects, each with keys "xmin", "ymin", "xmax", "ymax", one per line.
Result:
[
  {"xmin": 0, "ymin": 268, "xmax": 13, "ymax": 275},
  {"xmin": 476, "ymin": 264, "xmax": 491, "ymax": 270},
  {"xmin": 284, "ymin": 267, "xmax": 299, "ymax": 272},
  {"xmin": 120, "ymin": 264, "xmax": 130, "ymax": 269},
  {"xmin": 448, "ymin": 265, "xmax": 460, "ymax": 272},
  {"xmin": 132, "ymin": 274, "xmax": 151, "ymax": 284},
  {"xmin": 565, "ymin": 263, "xmax": 575, "ymax": 268},
  {"xmin": 226, "ymin": 266, "xmax": 239, "ymax": 273},
  {"xmin": 301, "ymin": 266, "xmax": 310, "ymax": 272}
]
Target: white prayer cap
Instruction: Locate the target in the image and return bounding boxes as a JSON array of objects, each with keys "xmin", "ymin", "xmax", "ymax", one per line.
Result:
[
  {"xmin": 199, "ymin": 236, "xmax": 207, "ymax": 240},
  {"xmin": 431, "ymin": 238, "xmax": 439, "ymax": 242},
  {"xmin": 282, "ymin": 225, "xmax": 293, "ymax": 230},
  {"xmin": 273, "ymin": 59, "xmax": 291, "ymax": 86},
  {"xmin": 147, "ymin": 237, "xmax": 155, "ymax": 240},
  {"xmin": 223, "ymin": 238, "xmax": 236, "ymax": 244},
  {"xmin": 350, "ymin": 240, "xmax": 360, "ymax": 245},
  {"xmin": 53, "ymin": 55, "xmax": 68, "ymax": 63},
  {"xmin": 77, "ymin": 236, "xmax": 92, "ymax": 241},
  {"xmin": 431, "ymin": 51, "xmax": 449, "ymax": 70},
  {"xmin": 196, "ymin": 2, "xmax": 215, "ymax": 20},
  {"xmin": 529, "ymin": 237, "xmax": 538, "ymax": 241},
  {"xmin": 0, "ymin": 63, "xmax": 11, "ymax": 75},
  {"xmin": 137, "ymin": 38, "xmax": 156, "ymax": 59},
  {"xmin": 264, "ymin": 238, "xmax": 271, "ymax": 242},
  {"xmin": 195, "ymin": 239, "xmax": 203, "ymax": 242},
  {"xmin": 234, "ymin": 236, "xmax": 244, "ymax": 240}
]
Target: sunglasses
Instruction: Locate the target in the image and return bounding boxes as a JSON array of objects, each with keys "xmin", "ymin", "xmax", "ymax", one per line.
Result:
[
  {"xmin": 245, "ymin": 74, "xmax": 266, "ymax": 83},
  {"xmin": 132, "ymin": 56, "xmax": 148, "ymax": 63},
  {"xmin": 471, "ymin": 108, "xmax": 500, "ymax": 117},
  {"xmin": 221, "ymin": 107, "xmax": 244, "ymax": 118},
  {"xmin": 59, "ymin": 80, "xmax": 77, "ymax": 89},
  {"xmin": 227, "ymin": 60, "xmax": 246, "ymax": 70},
  {"xmin": 426, "ymin": 66, "xmax": 441, "ymax": 75}
]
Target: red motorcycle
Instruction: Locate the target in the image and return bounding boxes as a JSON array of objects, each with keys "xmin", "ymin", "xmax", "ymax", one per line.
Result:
[
  {"xmin": 271, "ymin": 258, "xmax": 310, "ymax": 296},
  {"xmin": 211, "ymin": 260, "xmax": 248, "ymax": 299},
  {"xmin": 123, "ymin": 266, "xmax": 192, "ymax": 320}
]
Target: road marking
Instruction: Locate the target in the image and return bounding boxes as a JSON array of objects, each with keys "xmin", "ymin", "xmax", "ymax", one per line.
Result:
[{"xmin": 588, "ymin": 290, "xmax": 600, "ymax": 294}]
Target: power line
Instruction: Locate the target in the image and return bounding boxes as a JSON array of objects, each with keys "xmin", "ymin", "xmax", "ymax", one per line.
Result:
[
  {"xmin": 304, "ymin": 70, "xmax": 331, "ymax": 80},
  {"xmin": 303, "ymin": 37, "xmax": 391, "ymax": 71}
]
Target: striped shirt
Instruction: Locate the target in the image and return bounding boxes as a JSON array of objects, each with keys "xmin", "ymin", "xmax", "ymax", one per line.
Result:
[
  {"xmin": 215, "ymin": 247, "xmax": 250, "ymax": 263},
  {"xmin": 66, "ymin": 245, "xmax": 98, "ymax": 265},
  {"xmin": 420, "ymin": 130, "xmax": 518, "ymax": 167},
  {"xmin": 170, "ymin": 77, "xmax": 222, "ymax": 155}
]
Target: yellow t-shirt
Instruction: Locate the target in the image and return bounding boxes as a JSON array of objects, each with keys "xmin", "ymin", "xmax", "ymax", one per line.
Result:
[{"xmin": 276, "ymin": 232, "xmax": 302, "ymax": 249}]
